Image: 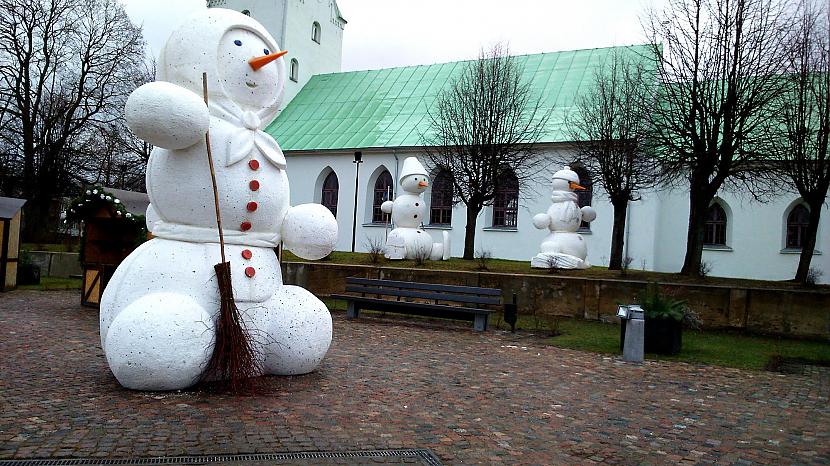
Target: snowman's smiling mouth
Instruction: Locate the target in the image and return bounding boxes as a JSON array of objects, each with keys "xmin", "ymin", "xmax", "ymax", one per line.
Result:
[{"xmin": 246, "ymin": 81, "xmax": 258, "ymax": 88}]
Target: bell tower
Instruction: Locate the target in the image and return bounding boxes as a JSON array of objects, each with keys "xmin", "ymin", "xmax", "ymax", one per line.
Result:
[{"xmin": 206, "ymin": 0, "xmax": 347, "ymax": 110}]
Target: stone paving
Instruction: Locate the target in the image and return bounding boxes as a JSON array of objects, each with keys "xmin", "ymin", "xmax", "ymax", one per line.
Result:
[{"xmin": 0, "ymin": 290, "xmax": 828, "ymax": 465}]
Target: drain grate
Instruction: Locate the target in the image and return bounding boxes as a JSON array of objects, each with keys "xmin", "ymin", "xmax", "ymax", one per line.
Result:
[{"xmin": 0, "ymin": 449, "xmax": 443, "ymax": 466}]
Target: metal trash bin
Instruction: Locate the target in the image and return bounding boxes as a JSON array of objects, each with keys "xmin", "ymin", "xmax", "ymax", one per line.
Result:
[{"xmin": 617, "ymin": 304, "xmax": 644, "ymax": 362}]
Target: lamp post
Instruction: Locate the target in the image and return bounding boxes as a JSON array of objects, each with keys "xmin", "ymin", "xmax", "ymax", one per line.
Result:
[{"xmin": 351, "ymin": 151, "xmax": 363, "ymax": 252}]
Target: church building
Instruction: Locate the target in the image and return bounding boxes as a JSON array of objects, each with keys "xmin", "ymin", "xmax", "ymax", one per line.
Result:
[{"xmin": 209, "ymin": 2, "xmax": 829, "ymax": 283}]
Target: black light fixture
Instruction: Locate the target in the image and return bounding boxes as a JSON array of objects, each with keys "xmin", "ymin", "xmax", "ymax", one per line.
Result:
[{"xmin": 351, "ymin": 151, "xmax": 363, "ymax": 252}]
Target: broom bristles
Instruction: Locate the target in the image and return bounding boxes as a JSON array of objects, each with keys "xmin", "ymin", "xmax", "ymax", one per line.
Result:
[{"xmin": 203, "ymin": 261, "xmax": 260, "ymax": 393}]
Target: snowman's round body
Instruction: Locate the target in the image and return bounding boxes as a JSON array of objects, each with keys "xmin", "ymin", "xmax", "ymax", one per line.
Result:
[
  {"xmin": 538, "ymin": 200, "xmax": 588, "ymax": 260},
  {"xmin": 385, "ymin": 193, "xmax": 433, "ymax": 259},
  {"xmin": 382, "ymin": 158, "xmax": 450, "ymax": 261},
  {"xmin": 99, "ymin": 9, "xmax": 337, "ymax": 391},
  {"xmin": 531, "ymin": 167, "xmax": 595, "ymax": 269}
]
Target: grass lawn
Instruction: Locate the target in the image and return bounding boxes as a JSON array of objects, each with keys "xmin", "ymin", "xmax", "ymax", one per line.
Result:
[
  {"xmin": 286, "ymin": 251, "xmax": 828, "ymax": 291},
  {"xmin": 536, "ymin": 317, "xmax": 829, "ymax": 371},
  {"xmin": 18, "ymin": 276, "xmax": 82, "ymax": 291},
  {"xmin": 324, "ymin": 299, "xmax": 828, "ymax": 371}
]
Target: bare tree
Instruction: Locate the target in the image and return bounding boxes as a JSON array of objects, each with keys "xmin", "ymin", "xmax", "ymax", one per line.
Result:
[
  {"xmin": 569, "ymin": 48, "xmax": 659, "ymax": 270},
  {"xmin": 422, "ymin": 44, "xmax": 551, "ymax": 260},
  {"xmin": 0, "ymin": 0, "xmax": 145, "ymax": 241},
  {"xmin": 767, "ymin": 1, "xmax": 830, "ymax": 283},
  {"xmin": 643, "ymin": 0, "xmax": 789, "ymax": 275}
]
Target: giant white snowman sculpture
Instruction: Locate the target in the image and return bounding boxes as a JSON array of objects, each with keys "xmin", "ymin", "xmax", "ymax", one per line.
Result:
[
  {"xmin": 530, "ymin": 166, "xmax": 597, "ymax": 269},
  {"xmin": 100, "ymin": 9, "xmax": 337, "ymax": 391},
  {"xmin": 381, "ymin": 157, "xmax": 450, "ymax": 260}
]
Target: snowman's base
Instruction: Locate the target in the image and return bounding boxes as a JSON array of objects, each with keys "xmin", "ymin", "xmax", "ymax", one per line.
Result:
[{"xmin": 530, "ymin": 252, "xmax": 590, "ymax": 269}]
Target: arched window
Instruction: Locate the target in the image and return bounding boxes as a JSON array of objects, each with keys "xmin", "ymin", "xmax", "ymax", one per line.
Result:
[
  {"xmin": 312, "ymin": 21, "xmax": 321, "ymax": 43},
  {"xmin": 321, "ymin": 171, "xmax": 338, "ymax": 218},
  {"xmin": 372, "ymin": 171, "xmax": 393, "ymax": 223},
  {"xmin": 704, "ymin": 203, "xmax": 727, "ymax": 246},
  {"xmin": 571, "ymin": 164, "xmax": 593, "ymax": 230},
  {"xmin": 241, "ymin": 9, "xmax": 251, "ymax": 16},
  {"xmin": 290, "ymin": 58, "xmax": 299, "ymax": 82},
  {"xmin": 429, "ymin": 170, "xmax": 453, "ymax": 225},
  {"xmin": 786, "ymin": 204, "xmax": 810, "ymax": 249},
  {"xmin": 492, "ymin": 169, "xmax": 519, "ymax": 228}
]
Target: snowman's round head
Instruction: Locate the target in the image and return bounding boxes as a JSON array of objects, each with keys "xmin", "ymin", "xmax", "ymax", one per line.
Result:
[
  {"xmin": 158, "ymin": 9, "xmax": 286, "ymax": 116},
  {"xmin": 399, "ymin": 157, "xmax": 430, "ymax": 193},
  {"xmin": 551, "ymin": 166, "xmax": 585, "ymax": 192}
]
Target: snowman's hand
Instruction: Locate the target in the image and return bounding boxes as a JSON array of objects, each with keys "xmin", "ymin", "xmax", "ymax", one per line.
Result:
[
  {"xmin": 532, "ymin": 213, "xmax": 551, "ymax": 230},
  {"xmin": 125, "ymin": 82, "xmax": 210, "ymax": 150},
  {"xmin": 380, "ymin": 200, "xmax": 394, "ymax": 214},
  {"xmin": 282, "ymin": 204, "xmax": 338, "ymax": 260},
  {"xmin": 580, "ymin": 206, "xmax": 597, "ymax": 223}
]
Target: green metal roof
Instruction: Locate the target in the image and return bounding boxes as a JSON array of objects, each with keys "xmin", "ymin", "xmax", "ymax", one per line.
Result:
[{"xmin": 266, "ymin": 44, "xmax": 655, "ymax": 151}]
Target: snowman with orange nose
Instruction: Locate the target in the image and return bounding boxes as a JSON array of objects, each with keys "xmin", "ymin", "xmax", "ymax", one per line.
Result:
[
  {"xmin": 100, "ymin": 9, "xmax": 336, "ymax": 391},
  {"xmin": 381, "ymin": 157, "xmax": 450, "ymax": 260},
  {"xmin": 530, "ymin": 166, "xmax": 596, "ymax": 269}
]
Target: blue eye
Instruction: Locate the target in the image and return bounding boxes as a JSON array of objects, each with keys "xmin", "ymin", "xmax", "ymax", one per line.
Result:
[
  {"xmin": 263, "ymin": 48, "xmax": 270, "ymax": 55},
  {"xmin": 234, "ymin": 40, "xmax": 242, "ymax": 46}
]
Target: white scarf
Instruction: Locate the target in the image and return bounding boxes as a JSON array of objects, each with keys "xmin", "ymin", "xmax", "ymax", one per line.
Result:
[
  {"xmin": 550, "ymin": 190, "xmax": 579, "ymax": 221},
  {"xmin": 209, "ymin": 100, "xmax": 286, "ymax": 169}
]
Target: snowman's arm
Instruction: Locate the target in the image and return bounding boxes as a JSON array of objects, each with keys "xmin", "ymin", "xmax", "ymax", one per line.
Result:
[
  {"xmin": 381, "ymin": 200, "xmax": 394, "ymax": 214},
  {"xmin": 580, "ymin": 206, "xmax": 597, "ymax": 223},
  {"xmin": 124, "ymin": 81, "xmax": 210, "ymax": 150},
  {"xmin": 532, "ymin": 213, "xmax": 551, "ymax": 230},
  {"xmin": 281, "ymin": 204, "xmax": 338, "ymax": 260}
]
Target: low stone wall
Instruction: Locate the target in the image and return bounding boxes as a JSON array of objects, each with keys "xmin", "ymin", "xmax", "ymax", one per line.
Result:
[
  {"xmin": 25, "ymin": 251, "xmax": 82, "ymax": 278},
  {"xmin": 281, "ymin": 261, "xmax": 830, "ymax": 340}
]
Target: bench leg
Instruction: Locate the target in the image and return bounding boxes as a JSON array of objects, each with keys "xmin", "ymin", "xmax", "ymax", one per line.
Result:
[
  {"xmin": 474, "ymin": 314, "xmax": 488, "ymax": 332},
  {"xmin": 346, "ymin": 301, "xmax": 359, "ymax": 319}
]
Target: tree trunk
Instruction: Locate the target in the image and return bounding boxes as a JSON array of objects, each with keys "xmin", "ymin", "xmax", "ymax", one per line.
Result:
[
  {"xmin": 794, "ymin": 199, "xmax": 823, "ymax": 283},
  {"xmin": 608, "ymin": 200, "xmax": 629, "ymax": 270},
  {"xmin": 680, "ymin": 189, "xmax": 713, "ymax": 276},
  {"xmin": 462, "ymin": 205, "xmax": 481, "ymax": 260}
]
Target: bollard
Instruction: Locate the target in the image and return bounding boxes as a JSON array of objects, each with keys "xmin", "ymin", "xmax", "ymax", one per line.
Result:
[{"xmin": 619, "ymin": 305, "xmax": 645, "ymax": 363}]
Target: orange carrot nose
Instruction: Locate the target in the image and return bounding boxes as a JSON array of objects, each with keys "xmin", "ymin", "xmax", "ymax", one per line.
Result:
[
  {"xmin": 249, "ymin": 50, "xmax": 288, "ymax": 70},
  {"xmin": 569, "ymin": 181, "xmax": 586, "ymax": 190},
  {"xmin": 418, "ymin": 181, "xmax": 429, "ymax": 187}
]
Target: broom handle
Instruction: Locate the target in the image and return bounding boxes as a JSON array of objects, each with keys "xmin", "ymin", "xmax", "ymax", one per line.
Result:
[{"xmin": 202, "ymin": 72, "xmax": 227, "ymax": 264}]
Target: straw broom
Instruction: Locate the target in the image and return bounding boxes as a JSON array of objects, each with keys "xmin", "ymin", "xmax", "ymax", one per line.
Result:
[{"xmin": 200, "ymin": 72, "xmax": 258, "ymax": 392}]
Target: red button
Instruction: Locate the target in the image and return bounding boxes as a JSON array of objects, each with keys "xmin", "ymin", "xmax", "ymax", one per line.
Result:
[
  {"xmin": 249, "ymin": 180, "xmax": 260, "ymax": 191},
  {"xmin": 245, "ymin": 266, "xmax": 256, "ymax": 277},
  {"xmin": 247, "ymin": 201, "xmax": 258, "ymax": 212},
  {"xmin": 248, "ymin": 159, "xmax": 260, "ymax": 170},
  {"xmin": 240, "ymin": 221, "xmax": 252, "ymax": 231},
  {"xmin": 241, "ymin": 249, "xmax": 252, "ymax": 260}
]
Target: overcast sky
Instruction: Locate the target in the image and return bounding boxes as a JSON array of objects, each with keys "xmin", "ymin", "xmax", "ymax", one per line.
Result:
[{"xmin": 122, "ymin": 0, "xmax": 662, "ymax": 71}]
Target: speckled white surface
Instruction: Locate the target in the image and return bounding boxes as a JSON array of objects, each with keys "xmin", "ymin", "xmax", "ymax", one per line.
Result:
[{"xmin": 101, "ymin": 9, "xmax": 335, "ymax": 391}]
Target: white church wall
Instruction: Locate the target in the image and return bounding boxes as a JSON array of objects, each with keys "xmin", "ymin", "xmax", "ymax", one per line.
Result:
[{"xmin": 285, "ymin": 146, "xmax": 830, "ymax": 284}]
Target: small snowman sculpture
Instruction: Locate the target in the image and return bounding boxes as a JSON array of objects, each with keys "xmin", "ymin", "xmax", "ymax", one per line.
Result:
[
  {"xmin": 530, "ymin": 166, "xmax": 596, "ymax": 269},
  {"xmin": 381, "ymin": 157, "xmax": 450, "ymax": 260},
  {"xmin": 99, "ymin": 9, "xmax": 337, "ymax": 391}
]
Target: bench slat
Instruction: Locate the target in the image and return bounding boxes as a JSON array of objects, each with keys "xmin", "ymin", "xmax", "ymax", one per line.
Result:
[
  {"xmin": 331, "ymin": 294, "xmax": 495, "ymax": 317},
  {"xmin": 344, "ymin": 285, "xmax": 502, "ymax": 306},
  {"xmin": 345, "ymin": 277, "xmax": 502, "ymax": 297}
]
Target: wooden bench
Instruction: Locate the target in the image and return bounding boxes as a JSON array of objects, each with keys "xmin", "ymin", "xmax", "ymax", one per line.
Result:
[{"xmin": 331, "ymin": 277, "xmax": 502, "ymax": 331}]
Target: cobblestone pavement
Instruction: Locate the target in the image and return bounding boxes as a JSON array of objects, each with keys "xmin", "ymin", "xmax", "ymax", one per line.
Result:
[{"xmin": 1, "ymin": 291, "xmax": 828, "ymax": 465}]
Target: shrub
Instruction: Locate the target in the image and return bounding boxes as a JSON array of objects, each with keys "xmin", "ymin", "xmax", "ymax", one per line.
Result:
[{"xmin": 638, "ymin": 285, "xmax": 687, "ymax": 322}]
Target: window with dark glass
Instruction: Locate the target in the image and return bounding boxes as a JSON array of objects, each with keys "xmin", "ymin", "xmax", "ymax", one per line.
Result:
[
  {"xmin": 290, "ymin": 59, "xmax": 299, "ymax": 82},
  {"xmin": 312, "ymin": 21, "xmax": 321, "ymax": 43},
  {"xmin": 429, "ymin": 170, "xmax": 453, "ymax": 225},
  {"xmin": 786, "ymin": 204, "xmax": 810, "ymax": 249},
  {"xmin": 704, "ymin": 203, "xmax": 727, "ymax": 246},
  {"xmin": 492, "ymin": 170, "xmax": 519, "ymax": 228},
  {"xmin": 321, "ymin": 171, "xmax": 338, "ymax": 218},
  {"xmin": 372, "ymin": 171, "xmax": 393, "ymax": 223},
  {"xmin": 572, "ymin": 164, "xmax": 593, "ymax": 230}
]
